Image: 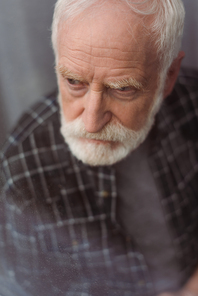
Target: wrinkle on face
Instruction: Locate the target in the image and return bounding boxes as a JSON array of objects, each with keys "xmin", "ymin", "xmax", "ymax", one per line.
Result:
[
  {"xmin": 57, "ymin": 0, "xmax": 161, "ymax": 131},
  {"xmin": 57, "ymin": 64, "xmax": 146, "ymax": 91}
]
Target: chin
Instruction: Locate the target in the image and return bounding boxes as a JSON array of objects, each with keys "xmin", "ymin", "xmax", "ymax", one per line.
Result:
[
  {"xmin": 60, "ymin": 117, "xmax": 155, "ymax": 167},
  {"xmin": 63, "ymin": 137, "xmax": 130, "ymax": 166}
]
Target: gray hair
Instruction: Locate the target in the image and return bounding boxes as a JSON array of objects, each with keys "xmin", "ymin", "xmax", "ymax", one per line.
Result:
[{"xmin": 51, "ymin": 0, "xmax": 185, "ymax": 72}]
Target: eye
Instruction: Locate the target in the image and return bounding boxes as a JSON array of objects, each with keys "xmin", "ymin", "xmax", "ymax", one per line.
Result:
[
  {"xmin": 65, "ymin": 77, "xmax": 88, "ymax": 97},
  {"xmin": 67, "ymin": 78, "xmax": 82, "ymax": 85},
  {"xmin": 116, "ymin": 86, "xmax": 134, "ymax": 92},
  {"xmin": 109, "ymin": 86, "xmax": 138, "ymax": 101},
  {"xmin": 66, "ymin": 78, "xmax": 88, "ymax": 90}
]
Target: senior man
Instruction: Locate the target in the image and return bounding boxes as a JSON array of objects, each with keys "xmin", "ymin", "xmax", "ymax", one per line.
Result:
[{"xmin": 1, "ymin": 0, "xmax": 198, "ymax": 295}]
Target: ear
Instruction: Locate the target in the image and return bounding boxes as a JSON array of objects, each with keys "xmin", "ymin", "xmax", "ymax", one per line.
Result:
[{"xmin": 163, "ymin": 51, "xmax": 185, "ymax": 99}]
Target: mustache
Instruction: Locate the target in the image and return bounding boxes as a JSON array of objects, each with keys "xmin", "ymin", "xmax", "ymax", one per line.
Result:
[{"xmin": 61, "ymin": 116, "xmax": 138, "ymax": 143}]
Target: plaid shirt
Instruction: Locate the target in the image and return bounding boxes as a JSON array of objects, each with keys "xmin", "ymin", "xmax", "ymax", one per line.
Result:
[{"xmin": 1, "ymin": 68, "xmax": 198, "ymax": 296}]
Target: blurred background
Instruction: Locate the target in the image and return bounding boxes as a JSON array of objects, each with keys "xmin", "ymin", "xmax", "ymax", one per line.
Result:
[{"xmin": 0, "ymin": 0, "xmax": 197, "ymax": 147}]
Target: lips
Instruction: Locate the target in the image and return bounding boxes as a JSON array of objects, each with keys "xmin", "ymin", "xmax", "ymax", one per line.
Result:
[
  {"xmin": 78, "ymin": 138, "xmax": 122, "ymax": 149},
  {"xmin": 80, "ymin": 138, "xmax": 111, "ymax": 144}
]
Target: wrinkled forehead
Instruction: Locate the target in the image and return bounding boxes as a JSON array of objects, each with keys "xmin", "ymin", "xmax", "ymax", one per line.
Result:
[{"xmin": 57, "ymin": 1, "xmax": 156, "ymax": 59}]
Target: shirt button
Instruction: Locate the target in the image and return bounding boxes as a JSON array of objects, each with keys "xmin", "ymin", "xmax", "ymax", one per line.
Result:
[
  {"xmin": 126, "ymin": 236, "xmax": 131, "ymax": 242},
  {"xmin": 72, "ymin": 240, "xmax": 78, "ymax": 246},
  {"xmin": 138, "ymin": 280, "xmax": 145, "ymax": 286},
  {"xmin": 101, "ymin": 191, "xmax": 110, "ymax": 198}
]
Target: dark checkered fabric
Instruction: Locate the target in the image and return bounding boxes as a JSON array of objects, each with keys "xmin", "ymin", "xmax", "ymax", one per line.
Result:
[{"xmin": 1, "ymin": 68, "xmax": 198, "ymax": 296}]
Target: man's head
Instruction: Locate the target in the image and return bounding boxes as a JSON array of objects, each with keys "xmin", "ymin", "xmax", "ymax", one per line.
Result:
[{"xmin": 51, "ymin": 0, "xmax": 185, "ymax": 166}]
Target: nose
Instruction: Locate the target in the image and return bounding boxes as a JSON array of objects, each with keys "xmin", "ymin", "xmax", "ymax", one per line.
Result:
[{"xmin": 82, "ymin": 90, "xmax": 112, "ymax": 133}]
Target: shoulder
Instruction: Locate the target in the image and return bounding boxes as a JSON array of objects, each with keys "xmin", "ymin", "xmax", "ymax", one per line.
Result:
[
  {"xmin": 0, "ymin": 91, "xmax": 72, "ymax": 206},
  {"xmin": 1, "ymin": 90, "xmax": 60, "ymax": 157},
  {"xmin": 159, "ymin": 67, "xmax": 198, "ymax": 141},
  {"xmin": 167, "ymin": 66, "xmax": 198, "ymax": 107}
]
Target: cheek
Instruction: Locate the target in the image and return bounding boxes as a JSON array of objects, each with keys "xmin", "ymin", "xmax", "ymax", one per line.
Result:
[
  {"xmin": 59, "ymin": 82, "xmax": 84, "ymax": 121},
  {"xmin": 112, "ymin": 95, "xmax": 155, "ymax": 131},
  {"xmin": 59, "ymin": 75, "xmax": 156, "ymax": 130}
]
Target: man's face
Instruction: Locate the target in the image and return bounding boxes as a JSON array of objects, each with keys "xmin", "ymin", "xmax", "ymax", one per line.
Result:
[{"xmin": 56, "ymin": 2, "xmax": 163, "ymax": 166}]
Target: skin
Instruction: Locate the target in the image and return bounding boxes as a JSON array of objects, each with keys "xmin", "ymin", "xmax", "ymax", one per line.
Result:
[
  {"xmin": 55, "ymin": 2, "xmax": 198, "ymax": 295},
  {"xmin": 56, "ymin": 1, "xmax": 183, "ymax": 142}
]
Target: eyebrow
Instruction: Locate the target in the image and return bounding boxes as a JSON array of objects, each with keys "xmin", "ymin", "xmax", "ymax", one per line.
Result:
[
  {"xmin": 104, "ymin": 78, "xmax": 145, "ymax": 91},
  {"xmin": 57, "ymin": 65, "xmax": 145, "ymax": 91},
  {"xmin": 56, "ymin": 65, "xmax": 85, "ymax": 82}
]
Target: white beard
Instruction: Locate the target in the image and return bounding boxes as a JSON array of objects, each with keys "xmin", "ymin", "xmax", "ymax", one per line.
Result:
[{"xmin": 60, "ymin": 88, "xmax": 164, "ymax": 166}]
